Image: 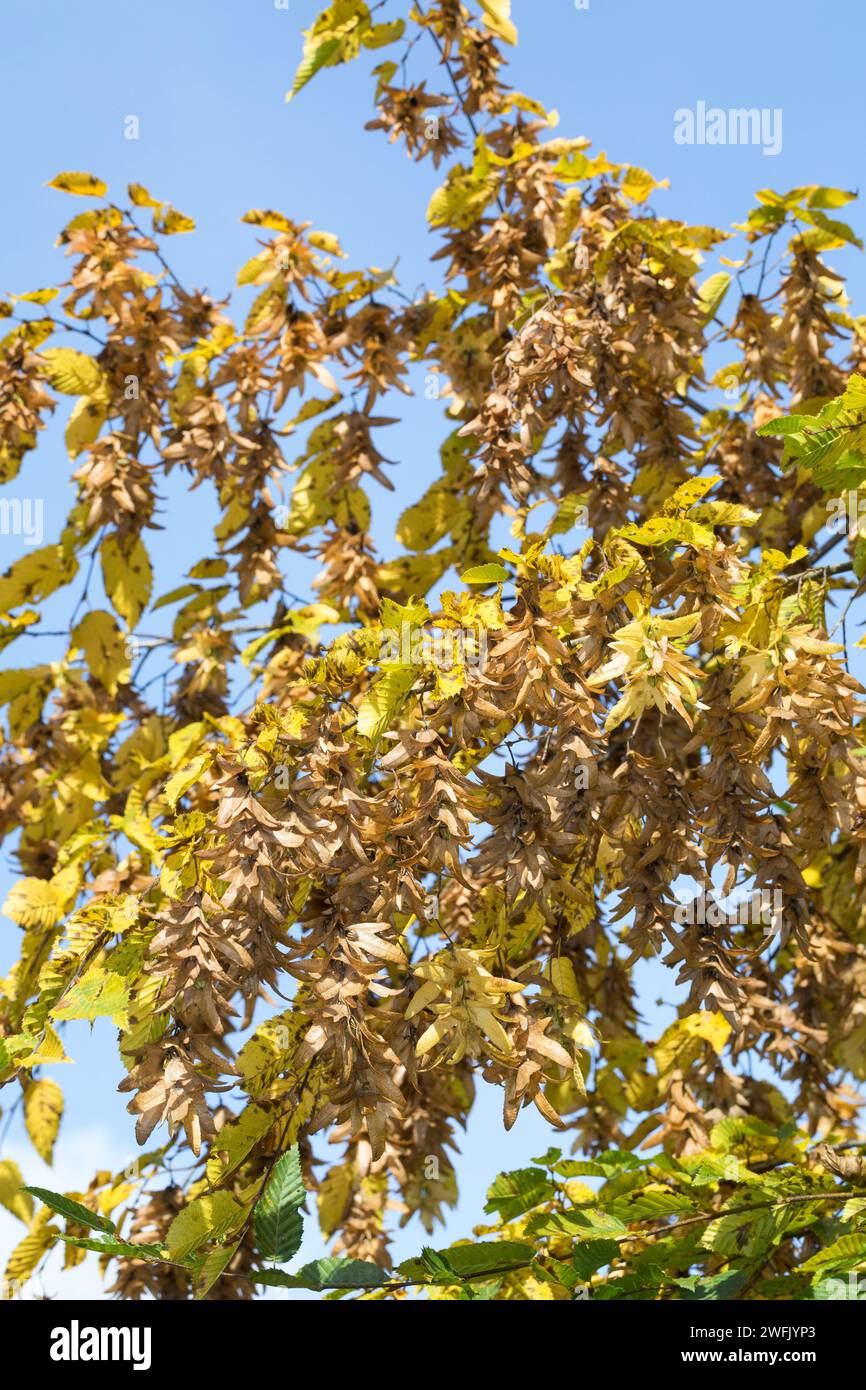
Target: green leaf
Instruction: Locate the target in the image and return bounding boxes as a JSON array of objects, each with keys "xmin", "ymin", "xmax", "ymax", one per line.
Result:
[
  {"xmin": 397, "ymin": 1240, "xmax": 534, "ymax": 1283},
  {"xmin": 696, "ymin": 271, "xmax": 731, "ymax": 322},
  {"xmin": 24, "ymin": 1186, "xmax": 114, "ymax": 1234},
  {"xmin": 254, "ymin": 1147, "xmax": 306, "ymax": 1264},
  {"xmin": 194, "ymin": 1242, "xmax": 240, "ymax": 1299},
  {"xmin": 539, "ymin": 1207, "xmax": 629, "ymax": 1241},
  {"xmin": 673, "ymin": 1270, "xmax": 748, "ymax": 1299},
  {"xmin": 50, "ymin": 967, "xmax": 130, "ymax": 1026},
  {"xmin": 462, "ymin": 563, "xmax": 510, "ymax": 584},
  {"xmin": 485, "ymin": 1167, "xmax": 555, "ymax": 1221},
  {"xmin": 801, "ymin": 1234, "xmax": 866, "ymax": 1273},
  {"xmin": 166, "ymin": 1192, "xmax": 244, "ymax": 1261},
  {"xmin": 356, "ymin": 664, "xmax": 416, "ymax": 740},
  {"xmin": 253, "ymin": 1256, "xmax": 387, "ymax": 1290},
  {"xmin": 287, "ymin": 37, "xmax": 341, "ymax": 100},
  {"xmin": 571, "ymin": 1239, "xmax": 620, "ymax": 1281},
  {"xmin": 56, "ymin": 1232, "xmax": 169, "ymax": 1261}
]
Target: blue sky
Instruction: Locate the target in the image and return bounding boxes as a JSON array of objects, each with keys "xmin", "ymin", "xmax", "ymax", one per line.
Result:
[{"xmin": 1, "ymin": 0, "xmax": 865, "ymax": 1297}]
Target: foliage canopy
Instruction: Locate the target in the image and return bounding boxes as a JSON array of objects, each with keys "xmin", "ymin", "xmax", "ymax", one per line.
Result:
[{"xmin": 3, "ymin": 0, "xmax": 866, "ymax": 1301}]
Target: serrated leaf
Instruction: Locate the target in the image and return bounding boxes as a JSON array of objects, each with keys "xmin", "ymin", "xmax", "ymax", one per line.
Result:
[
  {"xmin": 24, "ymin": 1186, "xmax": 114, "ymax": 1234},
  {"xmin": 258, "ymin": 1256, "xmax": 387, "ymax": 1290},
  {"xmin": 71, "ymin": 609, "xmax": 130, "ymax": 695},
  {"xmin": 697, "ymin": 271, "xmax": 731, "ymax": 322},
  {"xmin": 485, "ymin": 1168, "xmax": 555, "ymax": 1221},
  {"xmin": 50, "ymin": 967, "xmax": 130, "ymax": 1026},
  {"xmin": 478, "ymin": 0, "xmax": 518, "ymax": 45},
  {"xmin": 166, "ymin": 1192, "xmax": 244, "ymax": 1261},
  {"xmin": 41, "ymin": 347, "xmax": 107, "ymax": 398},
  {"xmin": 0, "ymin": 1160, "xmax": 33, "ymax": 1225},
  {"xmin": 462, "ymin": 563, "xmax": 510, "ymax": 584},
  {"xmin": 47, "ymin": 171, "xmax": 107, "ymax": 197},
  {"xmin": 163, "ymin": 752, "xmax": 211, "ymax": 809},
  {"xmin": 24, "ymin": 1079, "xmax": 63, "ymax": 1164},
  {"xmin": 356, "ymin": 664, "xmax": 416, "ymax": 740},
  {"xmin": 101, "ymin": 534, "xmax": 153, "ymax": 629},
  {"xmin": 2, "ymin": 875, "xmax": 62, "ymax": 929},
  {"xmin": 287, "ymin": 36, "xmax": 342, "ymax": 100},
  {"xmin": 254, "ymin": 1147, "xmax": 305, "ymax": 1263},
  {"xmin": 397, "ymin": 1240, "xmax": 534, "ymax": 1283},
  {"xmin": 194, "ymin": 1242, "xmax": 240, "ymax": 1299}
]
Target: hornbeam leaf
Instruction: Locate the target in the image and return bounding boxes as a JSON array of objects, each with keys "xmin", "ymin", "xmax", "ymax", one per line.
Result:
[
  {"xmin": 194, "ymin": 1242, "xmax": 240, "ymax": 1299},
  {"xmin": 397, "ymin": 1240, "xmax": 535, "ymax": 1283},
  {"xmin": 47, "ymin": 171, "xmax": 107, "ymax": 197},
  {"xmin": 253, "ymin": 1147, "xmax": 306, "ymax": 1263},
  {"xmin": 0, "ymin": 1161, "xmax": 33, "ymax": 1225},
  {"xmin": 287, "ymin": 37, "xmax": 341, "ymax": 100},
  {"xmin": 478, "ymin": 0, "xmax": 518, "ymax": 45},
  {"xmin": 51, "ymin": 967, "xmax": 131, "ymax": 1025},
  {"xmin": 696, "ymin": 271, "xmax": 731, "ymax": 322},
  {"xmin": 56, "ymin": 1232, "xmax": 169, "ymax": 1261},
  {"xmin": 24, "ymin": 1079, "xmax": 63, "ymax": 1165},
  {"xmin": 24, "ymin": 1186, "xmax": 114, "ymax": 1234},
  {"xmin": 166, "ymin": 1192, "xmax": 244, "ymax": 1261},
  {"xmin": 485, "ymin": 1168, "xmax": 555, "ymax": 1221},
  {"xmin": 461, "ymin": 563, "xmax": 510, "ymax": 584},
  {"xmin": 253, "ymin": 1257, "xmax": 387, "ymax": 1290}
]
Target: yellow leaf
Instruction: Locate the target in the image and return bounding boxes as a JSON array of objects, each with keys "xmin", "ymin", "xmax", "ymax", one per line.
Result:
[
  {"xmin": 654, "ymin": 1012, "xmax": 731, "ymax": 1086},
  {"xmin": 40, "ymin": 347, "xmax": 108, "ymax": 398},
  {"xmin": 462, "ymin": 563, "xmax": 510, "ymax": 584},
  {"xmin": 308, "ymin": 229, "xmax": 345, "ymax": 257},
  {"xmin": 206, "ymin": 1104, "xmax": 273, "ymax": 1184},
  {"xmin": 242, "ymin": 209, "xmax": 294, "ymax": 232},
  {"xmin": 65, "ymin": 397, "xmax": 106, "ymax": 459},
  {"xmin": 317, "ymin": 1163, "xmax": 355, "ymax": 1238},
  {"xmin": 0, "ymin": 1160, "xmax": 33, "ymax": 1225},
  {"xmin": 71, "ymin": 610, "xmax": 130, "ymax": 694},
  {"xmin": 100, "ymin": 534, "xmax": 153, "ymax": 629},
  {"xmin": 47, "ymin": 171, "xmax": 107, "ymax": 197},
  {"xmin": 166, "ymin": 1192, "xmax": 244, "ymax": 1260},
  {"xmin": 51, "ymin": 967, "xmax": 130, "ymax": 1027},
  {"xmin": 549, "ymin": 957, "xmax": 581, "ymax": 1003},
  {"xmin": 0, "ymin": 546, "xmax": 79, "ymax": 610},
  {"xmin": 128, "ymin": 182, "xmax": 163, "ymax": 208},
  {"xmin": 362, "ymin": 19, "xmax": 406, "ymax": 48},
  {"xmin": 12, "ymin": 288, "xmax": 58, "ymax": 305},
  {"xmin": 24, "ymin": 1079, "xmax": 64, "ymax": 1164},
  {"xmin": 356, "ymin": 665, "xmax": 416, "ymax": 739},
  {"xmin": 478, "ymin": 0, "xmax": 518, "ymax": 45},
  {"xmin": 397, "ymin": 485, "xmax": 460, "ymax": 551},
  {"xmin": 163, "ymin": 752, "xmax": 211, "ymax": 809},
  {"xmin": 16, "ymin": 1023, "xmax": 71, "ymax": 1068},
  {"xmin": 154, "ymin": 206, "xmax": 195, "ymax": 235},
  {"xmin": 0, "ymin": 665, "xmax": 50, "ymax": 706},
  {"xmin": 2, "ymin": 876, "xmax": 62, "ymax": 929},
  {"xmin": 4, "ymin": 1210, "xmax": 55, "ymax": 1285}
]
